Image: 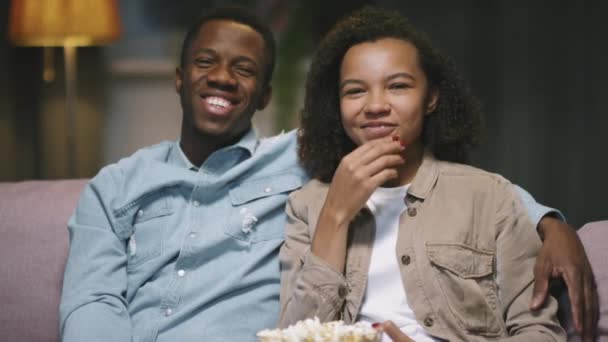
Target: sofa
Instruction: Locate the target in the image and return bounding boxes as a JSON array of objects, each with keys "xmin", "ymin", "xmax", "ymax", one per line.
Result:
[{"xmin": 0, "ymin": 179, "xmax": 606, "ymax": 341}]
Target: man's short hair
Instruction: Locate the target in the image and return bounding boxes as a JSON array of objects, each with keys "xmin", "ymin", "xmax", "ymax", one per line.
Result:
[{"xmin": 179, "ymin": 6, "xmax": 276, "ymax": 86}]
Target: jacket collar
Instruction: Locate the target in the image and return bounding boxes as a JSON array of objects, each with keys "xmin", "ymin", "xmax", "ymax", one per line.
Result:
[{"xmin": 407, "ymin": 150, "xmax": 440, "ymax": 201}]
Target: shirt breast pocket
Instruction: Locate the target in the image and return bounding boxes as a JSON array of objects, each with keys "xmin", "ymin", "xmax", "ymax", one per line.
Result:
[
  {"xmin": 225, "ymin": 172, "xmax": 302, "ymax": 243},
  {"xmin": 115, "ymin": 192, "xmax": 174, "ymax": 269},
  {"xmin": 426, "ymin": 243, "xmax": 502, "ymax": 336}
]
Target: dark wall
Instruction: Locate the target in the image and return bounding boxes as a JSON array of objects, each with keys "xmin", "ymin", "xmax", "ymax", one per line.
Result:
[
  {"xmin": 387, "ymin": 0, "xmax": 608, "ymax": 226},
  {"xmin": 1, "ymin": 0, "xmax": 605, "ymax": 226}
]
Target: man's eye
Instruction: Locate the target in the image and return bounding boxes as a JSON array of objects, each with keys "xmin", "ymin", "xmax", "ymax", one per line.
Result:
[
  {"xmin": 235, "ymin": 66, "xmax": 255, "ymax": 77},
  {"xmin": 195, "ymin": 58, "xmax": 212, "ymax": 67}
]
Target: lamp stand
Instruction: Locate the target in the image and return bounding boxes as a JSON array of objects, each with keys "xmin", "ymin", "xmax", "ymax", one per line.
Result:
[{"xmin": 64, "ymin": 45, "xmax": 77, "ymax": 177}]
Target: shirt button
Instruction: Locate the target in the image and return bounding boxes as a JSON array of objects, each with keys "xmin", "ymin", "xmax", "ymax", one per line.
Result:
[
  {"xmin": 407, "ymin": 207, "xmax": 417, "ymax": 217},
  {"xmin": 424, "ymin": 316, "xmax": 434, "ymax": 327},
  {"xmin": 189, "ymin": 232, "xmax": 196, "ymax": 239},
  {"xmin": 137, "ymin": 209, "xmax": 144, "ymax": 217},
  {"xmin": 193, "ymin": 200, "xmax": 200, "ymax": 207},
  {"xmin": 177, "ymin": 269, "xmax": 186, "ymax": 277},
  {"xmin": 401, "ymin": 254, "xmax": 411, "ymax": 265},
  {"xmin": 164, "ymin": 308, "xmax": 173, "ymax": 316},
  {"xmin": 264, "ymin": 187, "xmax": 272, "ymax": 193},
  {"xmin": 338, "ymin": 285, "xmax": 348, "ymax": 298}
]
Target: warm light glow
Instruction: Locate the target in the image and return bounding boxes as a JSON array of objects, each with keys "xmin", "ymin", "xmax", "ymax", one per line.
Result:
[{"xmin": 8, "ymin": 0, "xmax": 121, "ymax": 46}]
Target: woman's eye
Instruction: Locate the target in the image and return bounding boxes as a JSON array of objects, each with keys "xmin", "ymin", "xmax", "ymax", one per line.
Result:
[
  {"xmin": 343, "ymin": 88, "xmax": 364, "ymax": 96},
  {"xmin": 389, "ymin": 83, "xmax": 410, "ymax": 90}
]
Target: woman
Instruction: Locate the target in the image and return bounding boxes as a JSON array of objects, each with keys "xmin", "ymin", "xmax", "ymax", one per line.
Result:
[{"xmin": 278, "ymin": 7, "xmax": 565, "ymax": 341}]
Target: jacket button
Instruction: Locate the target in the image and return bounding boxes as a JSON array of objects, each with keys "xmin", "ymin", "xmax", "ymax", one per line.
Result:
[
  {"xmin": 401, "ymin": 255, "xmax": 411, "ymax": 265},
  {"xmin": 407, "ymin": 207, "xmax": 417, "ymax": 217},
  {"xmin": 338, "ymin": 285, "xmax": 348, "ymax": 298},
  {"xmin": 424, "ymin": 316, "xmax": 434, "ymax": 327}
]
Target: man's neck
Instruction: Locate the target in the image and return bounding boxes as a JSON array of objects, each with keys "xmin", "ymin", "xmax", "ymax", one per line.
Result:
[{"xmin": 179, "ymin": 131, "xmax": 244, "ymax": 168}]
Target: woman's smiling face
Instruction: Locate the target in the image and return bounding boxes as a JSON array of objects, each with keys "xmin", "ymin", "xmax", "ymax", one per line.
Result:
[{"xmin": 339, "ymin": 37, "xmax": 437, "ymax": 147}]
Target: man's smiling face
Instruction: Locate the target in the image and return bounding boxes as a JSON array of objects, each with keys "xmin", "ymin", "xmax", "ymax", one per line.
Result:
[{"xmin": 176, "ymin": 19, "xmax": 271, "ymax": 143}]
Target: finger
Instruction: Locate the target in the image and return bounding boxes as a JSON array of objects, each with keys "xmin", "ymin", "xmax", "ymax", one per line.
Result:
[
  {"xmin": 353, "ymin": 138, "xmax": 404, "ymax": 166},
  {"xmin": 562, "ymin": 268, "xmax": 584, "ymax": 333},
  {"xmin": 381, "ymin": 321, "xmax": 414, "ymax": 342},
  {"xmin": 582, "ymin": 270, "xmax": 598, "ymax": 341},
  {"xmin": 363, "ymin": 154, "xmax": 405, "ymax": 176},
  {"xmin": 369, "ymin": 168, "xmax": 399, "ymax": 188},
  {"xmin": 531, "ymin": 256, "xmax": 551, "ymax": 309}
]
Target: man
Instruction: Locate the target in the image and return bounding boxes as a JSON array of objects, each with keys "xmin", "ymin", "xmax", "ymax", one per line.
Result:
[{"xmin": 59, "ymin": 6, "xmax": 596, "ymax": 342}]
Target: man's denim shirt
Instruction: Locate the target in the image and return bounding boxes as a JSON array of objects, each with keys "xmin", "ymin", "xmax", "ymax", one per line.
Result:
[
  {"xmin": 60, "ymin": 129, "xmax": 308, "ymax": 342},
  {"xmin": 59, "ymin": 128, "xmax": 559, "ymax": 342}
]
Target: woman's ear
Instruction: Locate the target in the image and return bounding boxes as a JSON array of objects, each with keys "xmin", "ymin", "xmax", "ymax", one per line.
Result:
[{"xmin": 426, "ymin": 87, "xmax": 439, "ymax": 115}]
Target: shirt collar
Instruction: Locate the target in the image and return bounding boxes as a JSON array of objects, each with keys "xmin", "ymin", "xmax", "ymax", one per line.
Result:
[{"xmin": 167, "ymin": 127, "xmax": 259, "ymax": 171}]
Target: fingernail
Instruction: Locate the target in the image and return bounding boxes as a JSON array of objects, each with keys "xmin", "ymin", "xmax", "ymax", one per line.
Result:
[
  {"xmin": 372, "ymin": 322, "xmax": 380, "ymax": 328},
  {"xmin": 392, "ymin": 136, "xmax": 399, "ymax": 142},
  {"xmin": 400, "ymin": 141, "xmax": 406, "ymax": 147}
]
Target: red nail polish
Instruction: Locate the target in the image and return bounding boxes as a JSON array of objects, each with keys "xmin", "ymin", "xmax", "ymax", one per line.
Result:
[
  {"xmin": 372, "ymin": 322, "xmax": 380, "ymax": 328},
  {"xmin": 400, "ymin": 141, "xmax": 406, "ymax": 148}
]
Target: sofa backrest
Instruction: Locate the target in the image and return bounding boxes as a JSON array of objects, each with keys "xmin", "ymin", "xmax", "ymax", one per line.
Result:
[
  {"xmin": 0, "ymin": 180, "xmax": 87, "ymax": 342},
  {"xmin": 0, "ymin": 179, "xmax": 605, "ymax": 341}
]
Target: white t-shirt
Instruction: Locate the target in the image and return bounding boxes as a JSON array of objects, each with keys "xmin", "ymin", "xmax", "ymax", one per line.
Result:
[{"xmin": 358, "ymin": 185, "xmax": 439, "ymax": 342}]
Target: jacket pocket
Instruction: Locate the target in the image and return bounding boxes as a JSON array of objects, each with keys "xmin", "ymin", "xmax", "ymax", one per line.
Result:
[
  {"xmin": 426, "ymin": 243, "xmax": 502, "ymax": 336},
  {"xmin": 226, "ymin": 172, "xmax": 302, "ymax": 243},
  {"xmin": 115, "ymin": 191, "xmax": 174, "ymax": 269}
]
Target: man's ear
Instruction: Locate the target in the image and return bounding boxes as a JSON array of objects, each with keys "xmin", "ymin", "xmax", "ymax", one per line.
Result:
[
  {"xmin": 175, "ymin": 67, "xmax": 183, "ymax": 94},
  {"xmin": 256, "ymin": 85, "xmax": 272, "ymax": 110},
  {"xmin": 426, "ymin": 87, "xmax": 439, "ymax": 115}
]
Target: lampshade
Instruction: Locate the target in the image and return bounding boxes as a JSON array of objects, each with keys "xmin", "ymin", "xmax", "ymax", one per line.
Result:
[{"xmin": 8, "ymin": 0, "xmax": 121, "ymax": 46}]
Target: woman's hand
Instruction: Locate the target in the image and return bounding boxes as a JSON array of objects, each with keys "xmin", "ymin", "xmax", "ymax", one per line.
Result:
[
  {"xmin": 373, "ymin": 321, "xmax": 415, "ymax": 342},
  {"xmin": 311, "ymin": 136, "xmax": 405, "ymax": 272}
]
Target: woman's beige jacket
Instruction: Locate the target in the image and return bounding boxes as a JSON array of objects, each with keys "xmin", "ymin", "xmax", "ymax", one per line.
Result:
[{"xmin": 278, "ymin": 152, "xmax": 565, "ymax": 341}]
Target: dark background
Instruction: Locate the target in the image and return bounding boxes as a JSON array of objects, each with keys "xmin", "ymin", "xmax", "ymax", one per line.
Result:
[{"xmin": 1, "ymin": 0, "xmax": 606, "ymax": 226}]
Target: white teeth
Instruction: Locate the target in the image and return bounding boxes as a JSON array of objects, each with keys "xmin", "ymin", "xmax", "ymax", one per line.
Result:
[{"xmin": 206, "ymin": 96, "xmax": 230, "ymax": 108}]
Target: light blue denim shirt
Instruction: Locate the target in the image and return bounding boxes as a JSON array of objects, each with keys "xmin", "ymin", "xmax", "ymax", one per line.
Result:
[
  {"xmin": 59, "ymin": 128, "xmax": 560, "ymax": 342},
  {"xmin": 60, "ymin": 129, "xmax": 307, "ymax": 342}
]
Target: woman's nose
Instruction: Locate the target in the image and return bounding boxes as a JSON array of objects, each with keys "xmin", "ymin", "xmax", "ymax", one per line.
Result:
[{"xmin": 363, "ymin": 93, "xmax": 390, "ymax": 116}]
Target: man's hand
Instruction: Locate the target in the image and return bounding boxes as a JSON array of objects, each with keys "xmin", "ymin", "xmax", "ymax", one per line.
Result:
[{"xmin": 532, "ymin": 216, "xmax": 598, "ymax": 341}]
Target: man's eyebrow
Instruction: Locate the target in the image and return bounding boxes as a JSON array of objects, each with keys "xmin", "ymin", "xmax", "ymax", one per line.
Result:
[{"xmin": 193, "ymin": 48, "xmax": 216, "ymax": 56}]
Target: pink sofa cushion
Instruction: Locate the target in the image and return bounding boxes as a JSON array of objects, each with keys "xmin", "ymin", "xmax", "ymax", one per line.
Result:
[
  {"xmin": 0, "ymin": 180, "xmax": 87, "ymax": 342},
  {"xmin": 580, "ymin": 221, "xmax": 608, "ymax": 340}
]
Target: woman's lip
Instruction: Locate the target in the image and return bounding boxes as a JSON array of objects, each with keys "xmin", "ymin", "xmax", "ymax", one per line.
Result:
[{"xmin": 361, "ymin": 125, "xmax": 397, "ymax": 139}]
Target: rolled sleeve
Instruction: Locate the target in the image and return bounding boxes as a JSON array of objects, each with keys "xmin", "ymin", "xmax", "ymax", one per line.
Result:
[{"xmin": 513, "ymin": 184, "xmax": 566, "ymax": 225}]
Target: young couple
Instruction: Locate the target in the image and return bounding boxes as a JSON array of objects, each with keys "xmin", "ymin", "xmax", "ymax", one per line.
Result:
[{"xmin": 60, "ymin": 6, "xmax": 597, "ymax": 342}]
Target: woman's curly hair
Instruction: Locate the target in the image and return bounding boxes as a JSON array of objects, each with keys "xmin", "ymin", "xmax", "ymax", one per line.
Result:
[{"xmin": 298, "ymin": 6, "xmax": 483, "ymax": 182}]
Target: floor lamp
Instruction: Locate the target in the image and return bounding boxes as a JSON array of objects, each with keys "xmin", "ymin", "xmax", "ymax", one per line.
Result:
[{"xmin": 8, "ymin": 0, "xmax": 121, "ymax": 177}]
